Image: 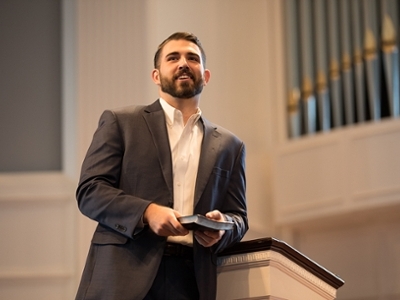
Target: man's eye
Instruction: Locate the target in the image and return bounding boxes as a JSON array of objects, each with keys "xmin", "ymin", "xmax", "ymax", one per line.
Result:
[
  {"xmin": 167, "ymin": 56, "xmax": 178, "ymax": 61},
  {"xmin": 189, "ymin": 57, "xmax": 200, "ymax": 62}
]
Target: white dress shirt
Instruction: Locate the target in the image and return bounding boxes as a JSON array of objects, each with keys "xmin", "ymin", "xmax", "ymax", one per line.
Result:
[{"xmin": 160, "ymin": 98, "xmax": 203, "ymax": 245}]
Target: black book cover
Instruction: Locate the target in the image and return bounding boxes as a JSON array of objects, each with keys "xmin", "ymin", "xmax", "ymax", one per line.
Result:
[{"xmin": 178, "ymin": 214, "xmax": 234, "ymax": 231}]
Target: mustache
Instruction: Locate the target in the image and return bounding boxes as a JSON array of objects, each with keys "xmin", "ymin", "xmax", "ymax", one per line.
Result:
[{"xmin": 174, "ymin": 69, "xmax": 194, "ymax": 80}]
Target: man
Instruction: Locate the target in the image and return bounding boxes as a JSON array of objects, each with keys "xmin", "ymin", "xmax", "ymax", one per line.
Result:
[{"xmin": 75, "ymin": 32, "xmax": 248, "ymax": 300}]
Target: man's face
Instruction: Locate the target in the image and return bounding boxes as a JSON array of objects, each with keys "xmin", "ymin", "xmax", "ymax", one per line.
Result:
[{"xmin": 154, "ymin": 39, "xmax": 210, "ymax": 99}]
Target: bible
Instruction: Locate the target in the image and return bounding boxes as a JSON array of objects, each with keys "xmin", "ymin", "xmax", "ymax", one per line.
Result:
[{"xmin": 178, "ymin": 214, "xmax": 234, "ymax": 231}]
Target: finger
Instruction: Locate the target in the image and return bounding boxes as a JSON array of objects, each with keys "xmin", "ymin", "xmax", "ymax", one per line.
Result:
[
  {"xmin": 205, "ymin": 210, "xmax": 218, "ymax": 219},
  {"xmin": 195, "ymin": 230, "xmax": 216, "ymax": 245},
  {"xmin": 205, "ymin": 210, "xmax": 224, "ymax": 221},
  {"xmin": 170, "ymin": 218, "xmax": 190, "ymax": 235},
  {"xmin": 202, "ymin": 230, "xmax": 218, "ymax": 238},
  {"xmin": 194, "ymin": 230, "xmax": 208, "ymax": 241},
  {"xmin": 194, "ymin": 232, "xmax": 209, "ymax": 246}
]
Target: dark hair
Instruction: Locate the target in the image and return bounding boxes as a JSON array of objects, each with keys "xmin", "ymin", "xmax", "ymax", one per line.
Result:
[{"xmin": 153, "ymin": 32, "xmax": 206, "ymax": 69}]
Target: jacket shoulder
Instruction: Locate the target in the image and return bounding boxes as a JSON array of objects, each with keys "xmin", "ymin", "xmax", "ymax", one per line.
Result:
[
  {"xmin": 112, "ymin": 104, "xmax": 146, "ymax": 117},
  {"xmin": 202, "ymin": 117, "xmax": 244, "ymax": 146},
  {"xmin": 100, "ymin": 100, "xmax": 161, "ymax": 126},
  {"xmin": 112, "ymin": 100, "xmax": 162, "ymax": 116}
]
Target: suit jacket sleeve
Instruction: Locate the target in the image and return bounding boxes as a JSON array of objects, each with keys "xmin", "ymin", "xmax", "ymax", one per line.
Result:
[
  {"xmin": 76, "ymin": 109, "xmax": 152, "ymax": 238},
  {"xmin": 214, "ymin": 141, "xmax": 248, "ymax": 253}
]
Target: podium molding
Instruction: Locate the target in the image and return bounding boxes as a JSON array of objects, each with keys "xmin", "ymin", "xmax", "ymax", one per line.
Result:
[{"xmin": 217, "ymin": 237, "xmax": 344, "ymax": 300}]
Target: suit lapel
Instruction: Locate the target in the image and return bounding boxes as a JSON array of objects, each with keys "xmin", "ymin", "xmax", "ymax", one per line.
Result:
[
  {"xmin": 142, "ymin": 101, "xmax": 174, "ymax": 202},
  {"xmin": 194, "ymin": 118, "xmax": 221, "ymax": 208}
]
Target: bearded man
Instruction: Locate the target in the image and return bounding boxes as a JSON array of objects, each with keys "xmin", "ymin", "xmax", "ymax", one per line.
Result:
[{"xmin": 75, "ymin": 32, "xmax": 248, "ymax": 300}]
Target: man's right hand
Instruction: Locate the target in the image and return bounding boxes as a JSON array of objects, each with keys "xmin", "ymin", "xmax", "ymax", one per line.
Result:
[{"xmin": 143, "ymin": 203, "xmax": 189, "ymax": 237}]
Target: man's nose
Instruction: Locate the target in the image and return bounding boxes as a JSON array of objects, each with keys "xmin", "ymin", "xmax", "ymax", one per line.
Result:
[{"xmin": 178, "ymin": 57, "xmax": 189, "ymax": 69}]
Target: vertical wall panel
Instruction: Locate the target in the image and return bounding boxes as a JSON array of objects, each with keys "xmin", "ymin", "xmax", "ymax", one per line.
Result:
[
  {"xmin": 77, "ymin": 0, "xmax": 149, "ymax": 160},
  {"xmin": 0, "ymin": 173, "xmax": 76, "ymax": 300},
  {"xmin": 0, "ymin": 0, "xmax": 62, "ymax": 172}
]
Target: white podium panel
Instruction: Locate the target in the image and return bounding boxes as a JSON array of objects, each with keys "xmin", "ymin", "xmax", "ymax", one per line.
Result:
[{"xmin": 217, "ymin": 238, "xmax": 344, "ymax": 300}]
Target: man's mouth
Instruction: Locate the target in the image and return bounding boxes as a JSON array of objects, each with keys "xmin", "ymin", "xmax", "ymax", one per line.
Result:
[{"xmin": 175, "ymin": 72, "xmax": 193, "ymax": 81}]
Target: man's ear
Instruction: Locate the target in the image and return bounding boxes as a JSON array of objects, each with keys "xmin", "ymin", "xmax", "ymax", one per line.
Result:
[
  {"xmin": 151, "ymin": 69, "xmax": 160, "ymax": 84},
  {"xmin": 203, "ymin": 69, "xmax": 211, "ymax": 86}
]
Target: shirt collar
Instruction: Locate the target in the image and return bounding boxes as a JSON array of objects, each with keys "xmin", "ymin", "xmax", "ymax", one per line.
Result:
[{"xmin": 159, "ymin": 98, "xmax": 202, "ymax": 126}]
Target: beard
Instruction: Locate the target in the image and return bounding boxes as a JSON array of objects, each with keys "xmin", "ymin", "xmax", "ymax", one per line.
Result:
[{"xmin": 159, "ymin": 69, "xmax": 204, "ymax": 99}]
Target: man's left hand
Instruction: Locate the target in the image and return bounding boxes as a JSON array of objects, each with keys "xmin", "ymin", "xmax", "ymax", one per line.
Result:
[{"xmin": 194, "ymin": 210, "xmax": 226, "ymax": 247}]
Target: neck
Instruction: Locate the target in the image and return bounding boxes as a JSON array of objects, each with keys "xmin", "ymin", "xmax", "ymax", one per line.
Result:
[{"xmin": 161, "ymin": 94, "xmax": 200, "ymax": 124}]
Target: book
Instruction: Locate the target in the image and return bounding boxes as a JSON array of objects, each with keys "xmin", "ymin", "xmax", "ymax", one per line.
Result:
[{"xmin": 178, "ymin": 214, "xmax": 234, "ymax": 231}]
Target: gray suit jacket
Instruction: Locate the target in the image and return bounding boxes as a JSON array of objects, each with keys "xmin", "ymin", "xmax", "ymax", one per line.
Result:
[{"xmin": 75, "ymin": 100, "xmax": 248, "ymax": 300}]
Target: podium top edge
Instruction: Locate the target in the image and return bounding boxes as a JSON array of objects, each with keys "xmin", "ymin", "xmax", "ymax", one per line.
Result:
[{"xmin": 218, "ymin": 237, "xmax": 345, "ymax": 289}]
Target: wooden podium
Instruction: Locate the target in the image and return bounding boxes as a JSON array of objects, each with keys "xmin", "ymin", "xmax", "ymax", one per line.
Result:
[{"xmin": 217, "ymin": 237, "xmax": 344, "ymax": 300}]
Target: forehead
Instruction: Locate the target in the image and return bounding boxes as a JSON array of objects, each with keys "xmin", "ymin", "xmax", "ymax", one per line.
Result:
[{"xmin": 161, "ymin": 39, "xmax": 202, "ymax": 59}]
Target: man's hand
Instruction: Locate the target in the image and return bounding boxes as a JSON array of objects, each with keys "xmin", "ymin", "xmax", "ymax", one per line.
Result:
[
  {"xmin": 143, "ymin": 203, "xmax": 189, "ymax": 237},
  {"xmin": 194, "ymin": 210, "xmax": 226, "ymax": 247}
]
